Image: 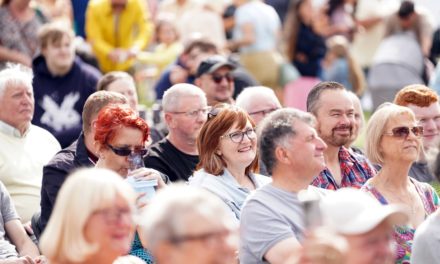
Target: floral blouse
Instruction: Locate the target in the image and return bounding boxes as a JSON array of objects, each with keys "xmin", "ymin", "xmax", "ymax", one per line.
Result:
[{"xmin": 362, "ymin": 179, "xmax": 439, "ymax": 264}]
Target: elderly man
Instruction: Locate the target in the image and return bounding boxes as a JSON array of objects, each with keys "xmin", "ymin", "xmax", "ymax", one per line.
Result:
[
  {"xmin": 195, "ymin": 55, "xmax": 236, "ymax": 106},
  {"xmin": 144, "ymin": 84, "xmax": 208, "ymax": 182},
  {"xmin": 239, "ymin": 108, "xmax": 328, "ymax": 264},
  {"xmin": 394, "ymin": 84, "xmax": 440, "ymax": 183},
  {"xmin": 32, "ymin": 22, "xmax": 101, "ymax": 148},
  {"xmin": 85, "ymin": 0, "xmax": 153, "ymax": 72},
  {"xmin": 0, "ymin": 64, "xmax": 60, "ymax": 223},
  {"xmin": 236, "ymin": 86, "xmax": 282, "ymax": 126},
  {"xmin": 34, "ymin": 91, "xmax": 127, "ymax": 236},
  {"xmin": 321, "ymin": 188, "xmax": 408, "ymax": 264},
  {"xmin": 140, "ymin": 184, "xmax": 238, "ymax": 264},
  {"xmin": 307, "ymin": 81, "xmax": 376, "ymax": 190}
]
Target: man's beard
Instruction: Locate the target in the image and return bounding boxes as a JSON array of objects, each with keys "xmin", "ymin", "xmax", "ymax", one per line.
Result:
[{"xmin": 321, "ymin": 124, "xmax": 353, "ymax": 147}]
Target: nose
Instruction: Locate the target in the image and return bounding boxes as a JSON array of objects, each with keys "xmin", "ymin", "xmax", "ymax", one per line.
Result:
[
  {"xmin": 316, "ymin": 136, "xmax": 327, "ymax": 151},
  {"xmin": 424, "ymin": 119, "xmax": 437, "ymax": 132}
]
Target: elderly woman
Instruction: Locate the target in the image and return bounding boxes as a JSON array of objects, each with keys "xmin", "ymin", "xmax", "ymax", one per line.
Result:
[
  {"xmin": 94, "ymin": 104, "xmax": 167, "ymax": 264},
  {"xmin": 189, "ymin": 104, "xmax": 270, "ymax": 219},
  {"xmin": 363, "ymin": 103, "xmax": 439, "ymax": 263},
  {"xmin": 39, "ymin": 168, "xmax": 143, "ymax": 264}
]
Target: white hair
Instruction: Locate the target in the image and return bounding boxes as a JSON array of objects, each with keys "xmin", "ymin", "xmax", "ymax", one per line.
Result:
[
  {"xmin": 162, "ymin": 83, "xmax": 207, "ymax": 112},
  {"xmin": 0, "ymin": 63, "xmax": 33, "ymax": 98},
  {"xmin": 235, "ymin": 86, "xmax": 281, "ymax": 112}
]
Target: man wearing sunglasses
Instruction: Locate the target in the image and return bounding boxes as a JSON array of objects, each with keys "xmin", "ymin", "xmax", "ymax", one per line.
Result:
[
  {"xmin": 195, "ymin": 55, "xmax": 236, "ymax": 106},
  {"xmin": 144, "ymin": 84, "xmax": 209, "ymax": 182},
  {"xmin": 307, "ymin": 81, "xmax": 376, "ymax": 190},
  {"xmin": 394, "ymin": 84, "xmax": 440, "ymax": 183},
  {"xmin": 34, "ymin": 91, "xmax": 127, "ymax": 237}
]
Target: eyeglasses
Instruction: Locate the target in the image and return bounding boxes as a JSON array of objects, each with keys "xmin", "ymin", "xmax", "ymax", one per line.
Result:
[
  {"xmin": 93, "ymin": 207, "xmax": 135, "ymax": 225},
  {"xmin": 383, "ymin": 126, "xmax": 423, "ymax": 139},
  {"xmin": 211, "ymin": 73, "xmax": 233, "ymax": 84},
  {"xmin": 221, "ymin": 128, "xmax": 256, "ymax": 143},
  {"xmin": 169, "ymin": 229, "xmax": 235, "ymax": 245},
  {"xmin": 248, "ymin": 107, "xmax": 280, "ymax": 116},
  {"xmin": 107, "ymin": 144, "xmax": 148, "ymax": 157},
  {"xmin": 170, "ymin": 107, "xmax": 212, "ymax": 118}
]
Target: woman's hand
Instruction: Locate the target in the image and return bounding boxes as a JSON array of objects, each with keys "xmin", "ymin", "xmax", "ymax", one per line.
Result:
[{"xmin": 129, "ymin": 168, "xmax": 167, "ymax": 189}]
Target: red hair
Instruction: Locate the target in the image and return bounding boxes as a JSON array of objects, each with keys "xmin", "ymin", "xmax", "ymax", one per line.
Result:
[
  {"xmin": 94, "ymin": 105, "xmax": 149, "ymax": 145},
  {"xmin": 196, "ymin": 104, "xmax": 259, "ymax": 175},
  {"xmin": 394, "ymin": 84, "xmax": 439, "ymax": 107}
]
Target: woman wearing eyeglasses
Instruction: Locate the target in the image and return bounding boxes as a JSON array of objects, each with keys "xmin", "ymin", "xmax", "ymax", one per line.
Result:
[
  {"xmin": 40, "ymin": 168, "xmax": 143, "ymax": 264},
  {"xmin": 189, "ymin": 104, "xmax": 271, "ymax": 220},
  {"xmin": 94, "ymin": 104, "xmax": 166, "ymax": 264},
  {"xmin": 363, "ymin": 103, "xmax": 439, "ymax": 264}
]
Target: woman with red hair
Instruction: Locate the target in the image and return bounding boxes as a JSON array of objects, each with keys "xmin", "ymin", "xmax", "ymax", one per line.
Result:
[
  {"xmin": 94, "ymin": 104, "xmax": 166, "ymax": 263},
  {"xmin": 189, "ymin": 104, "xmax": 270, "ymax": 220}
]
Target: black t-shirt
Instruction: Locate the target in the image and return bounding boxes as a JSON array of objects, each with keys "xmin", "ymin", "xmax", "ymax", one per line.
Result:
[{"xmin": 144, "ymin": 138, "xmax": 199, "ymax": 182}]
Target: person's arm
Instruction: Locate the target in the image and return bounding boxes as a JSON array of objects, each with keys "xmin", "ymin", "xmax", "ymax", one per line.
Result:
[
  {"xmin": 0, "ymin": 47, "xmax": 31, "ymax": 67},
  {"xmin": 85, "ymin": 3, "xmax": 114, "ymax": 60},
  {"xmin": 264, "ymin": 237, "xmax": 301, "ymax": 264},
  {"xmin": 227, "ymin": 22, "xmax": 255, "ymax": 51},
  {"xmin": 5, "ymin": 220, "xmax": 39, "ymax": 258}
]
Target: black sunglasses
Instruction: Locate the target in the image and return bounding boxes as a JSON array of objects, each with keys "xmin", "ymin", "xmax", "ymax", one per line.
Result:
[
  {"xmin": 383, "ymin": 126, "xmax": 423, "ymax": 138},
  {"xmin": 107, "ymin": 144, "xmax": 148, "ymax": 157},
  {"xmin": 211, "ymin": 73, "xmax": 233, "ymax": 84}
]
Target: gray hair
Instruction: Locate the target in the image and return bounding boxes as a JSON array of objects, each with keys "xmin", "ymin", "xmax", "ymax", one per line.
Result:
[
  {"xmin": 306, "ymin": 81, "xmax": 345, "ymax": 114},
  {"xmin": 162, "ymin": 83, "xmax": 207, "ymax": 112},
  {"xmin": 0, "ymin": 63, "xmax": 33, "ymax": 98},
  {"xmin": 139, "ymin": 184, "xmax": 236, "ymax": 252},
  {"xmin": 258, "ymin": 108, "xmax": 316, "ymax": 175},
  {"xmin": 235, "ymin": 86, "xmax": 281, "ymax": 111}
]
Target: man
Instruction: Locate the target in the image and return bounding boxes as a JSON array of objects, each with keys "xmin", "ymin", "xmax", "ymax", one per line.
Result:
[
  {"xmin": 307, "ymin": 81, "xmax": 376, "ymax": 190},
  {"xmin": 32, "ymin": 22, "xmax": 101, "ymax": 148},
  {"xmin": 144, "ymin": 83, "xmax": 208, "ymax": 182},
  {"xmin": 34, "ymin": 91, "xmax": 127, "ymax": 236},
  {"xmin": 236, "ymin": 86, "xmax": 282, "ymax": 126},
  {"xmin": 140, "ymin": 184, "xmax": 238, "ymax": 264},
  {"xmin": 195, "ymin": 55, "xmax": 236, "ymax": 106},
  {"xmin": 394, "ymin": 84, "xmax": 440, "ymax": 183},
  {"xmin": 85, "ymin": 0, "xmax": 153, "ymax": 72},
  {"xmin": 345, "ymin": 91, "xmax": 365, "ymax": 154},
  {"xmin": 321, "ymin": 188, "xmax": 408, "ymax": 264},
  {"xmin": 0, "ymin": 181, "xmax": 45, "ymax": 263},
  {"xmin": 0, "ymin": 64, "xmax": 60, "ymax": 223},
  {"xmin": 240, "ymin": 108, "xmax": 328, "ymax": 264}
]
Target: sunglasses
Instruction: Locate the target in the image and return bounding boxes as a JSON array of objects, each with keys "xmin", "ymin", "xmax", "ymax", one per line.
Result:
[
  {"xmin": 383, "ymin": 126, "xmax": 423, "ymax": 138},
  {"xmin": 107, "ymin": 144, "xmax": 148, "ymax": 157},
  {"xmin": 211, "ymin": 73, "xmax": 233, "ymax": 84}
]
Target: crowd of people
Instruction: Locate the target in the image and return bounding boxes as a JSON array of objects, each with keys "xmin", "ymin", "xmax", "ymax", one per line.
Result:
[{"xmin": 1, "ymin": 0, "xmax": 440, "ymax": 264}]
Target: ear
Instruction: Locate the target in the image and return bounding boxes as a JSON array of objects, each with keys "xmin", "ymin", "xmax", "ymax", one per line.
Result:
[
  {"xmin": 164, "ymin": 112, "xmax": 176, "ymax": 128},
  {"xmin": 215, "ymin": 149, "xmax": 222, "ymax": 156},
  {"xmin": 195, "ymin": 78, "xmax": 202, "ymax": 89},
  {"xmin": 274, "ymin": 146, "xmax": 290, "ymax": 165}
]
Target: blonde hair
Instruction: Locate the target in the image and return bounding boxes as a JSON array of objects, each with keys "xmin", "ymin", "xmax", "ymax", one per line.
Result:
[
  {"xmin": 39, "ymin": 168, "xmax": 136, "ymax": 263},
  {"xmin": 326, "ymin": 36, "xmax": 365, "ymax": 96},
  {"xmin": 365, "ymin": 103, "xmax": 416, "ymax": 165}
]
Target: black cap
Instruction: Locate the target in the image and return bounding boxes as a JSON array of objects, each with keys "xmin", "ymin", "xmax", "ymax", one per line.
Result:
[{"xmin": 196, "ymin": 55, "xmax": 236, "ymax": 78}]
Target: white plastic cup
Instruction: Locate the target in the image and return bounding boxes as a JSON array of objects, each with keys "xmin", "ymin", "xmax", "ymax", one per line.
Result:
[{"xmin": 126, "ymin": 177, "xmax": 158, "ymax": 203}]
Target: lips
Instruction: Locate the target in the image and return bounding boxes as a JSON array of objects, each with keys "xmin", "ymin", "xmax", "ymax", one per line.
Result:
[{"xmin": 238, "ymin": 146, "xmax": 252, "ymax": 153}]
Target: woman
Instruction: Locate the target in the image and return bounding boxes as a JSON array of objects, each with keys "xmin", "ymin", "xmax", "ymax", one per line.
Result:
[
  {"xmin": 189, "ymin": 104, "xmax": 270, "ymax": 219},
  {"xmin": 283, "ymin": 0, "xmax": 326, "ymax": 77},
  {"xmin": 94, "ymin": 104, "xmax": 167, "ymax": 264},
  {"xmin": 228, "ymin": 0, "xmax": 281, "ymax": 88},
  {"xmin": 97, "ymin": 71, "xmax": 139, "ymax": 111},
  {"xmin": 363, "ymin": 103, "xmax": 439, "ymax": 263},
  {"xmin": 0, "ymin": 0, "xmax": 47, "ymax": 69},
  {"xmin": 39, "ymin": 168, "xmax": 143, "ymax": 264}
]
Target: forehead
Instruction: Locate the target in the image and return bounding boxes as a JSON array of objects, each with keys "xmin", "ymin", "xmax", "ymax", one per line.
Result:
[
  {"xmin": 107, "ymin": 79, "xmax": 135, "ymax": 91},
  {"xmin": 385, "ymin": 112, "xmax": 416, "ymax": 128},
  {"xmin": 318, "ymin": 89, "xmax": 353, "ymax": 112},
  {"xmin": 111, "ymin": 127, "xmax": 144, "ymax": 145},
  {"xmin": 4, "ymin": 82, "xmax": 32, "ymax": 94},
  {"xmin": 406, "ymin": 103, "xmax": 440, "ymax": 118},
  {"xmin": 176, "ymin": 95, "xmax": 206, "ymax": 109}
]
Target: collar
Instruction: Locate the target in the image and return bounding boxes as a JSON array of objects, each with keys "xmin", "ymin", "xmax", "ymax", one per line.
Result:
[{"xmin": 0, "ymin": 120, "xmax": 30, "ymax": 138}]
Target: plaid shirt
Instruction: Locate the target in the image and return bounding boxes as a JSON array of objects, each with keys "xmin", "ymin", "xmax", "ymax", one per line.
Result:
[{"xmin": 311, "ymin": 147, "xmax": 376, "ymax": 190}]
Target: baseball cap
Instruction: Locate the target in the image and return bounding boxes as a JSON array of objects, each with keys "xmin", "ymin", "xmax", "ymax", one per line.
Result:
[
  {"xmin": 320, "ymin": 188, "xmax": 408, "ymax": 235},
  {"xmin": 196, "ymin": 55, "xmax": 236, "ymax": 78}
]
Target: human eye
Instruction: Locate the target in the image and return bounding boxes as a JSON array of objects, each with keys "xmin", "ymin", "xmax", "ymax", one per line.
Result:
[
  {"xmin": 187, "ymin": 110, "xmax": 198, "ymax": 117},
  {"xmin": 230, "ymin": 131, "xmax": 243, "ymax": 141}
]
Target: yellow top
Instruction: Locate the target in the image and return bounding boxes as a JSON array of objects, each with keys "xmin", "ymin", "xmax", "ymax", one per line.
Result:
[
  {"xmin": 137, "ymin": 42, "xmax": 183, "ymax": 75},
  {"xmin": 86, "ymin": 0, "xmax": 153, "ymax": 72}
]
